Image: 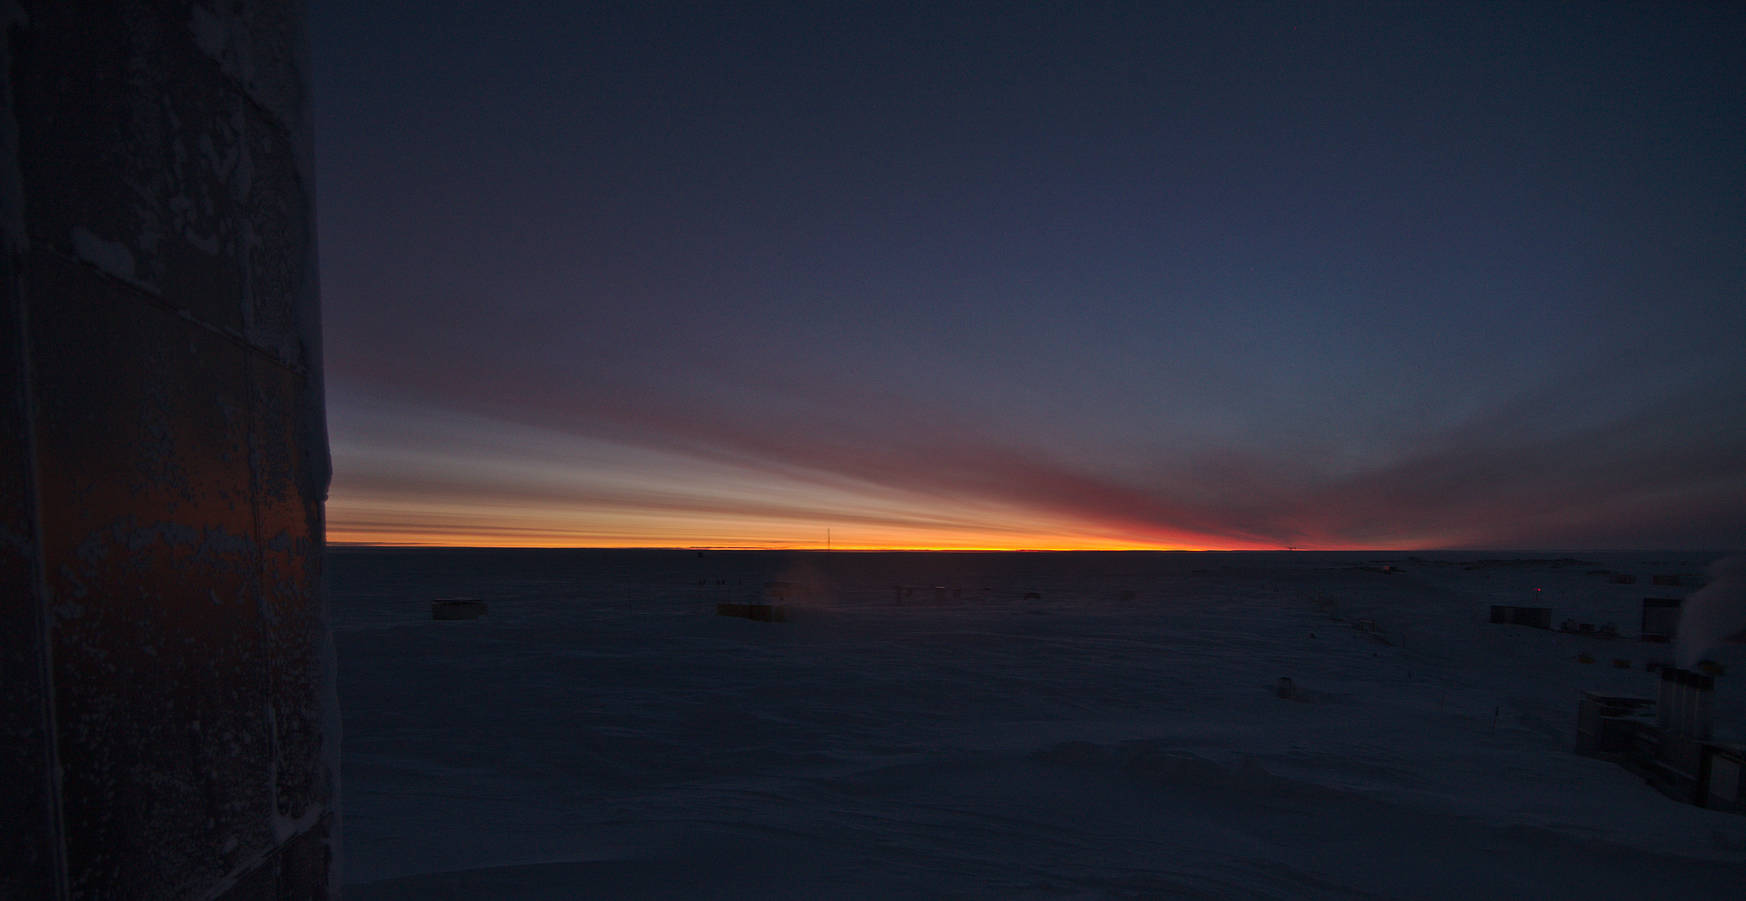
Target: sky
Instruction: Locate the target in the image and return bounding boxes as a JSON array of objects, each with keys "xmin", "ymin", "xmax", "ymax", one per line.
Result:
[{"xmin": 311, "ymin": 1, "xmax": 1746, "ymax": 550}]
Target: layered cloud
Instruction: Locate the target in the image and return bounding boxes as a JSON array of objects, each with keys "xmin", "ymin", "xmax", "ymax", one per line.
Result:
[{"xmin": 326, "ymin": 340, "xmax": 1746, "ymax": 549}]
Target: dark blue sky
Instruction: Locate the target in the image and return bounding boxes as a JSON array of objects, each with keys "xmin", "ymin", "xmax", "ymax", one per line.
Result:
[{"xmin": 312, "ymin": 1, "xmax": 1745, "ymax": 549}]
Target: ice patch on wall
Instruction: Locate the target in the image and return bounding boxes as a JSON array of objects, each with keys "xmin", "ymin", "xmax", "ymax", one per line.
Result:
[
  {"xmin": 69, "ymin": 227, "xmax": 140, "ymax": 284},
  {"xmin": 188, "ymin": 5, "xmax": 254, "ymax": 91}
]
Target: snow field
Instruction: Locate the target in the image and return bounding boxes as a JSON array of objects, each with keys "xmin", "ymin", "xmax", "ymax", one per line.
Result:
[{"xmin": 333, "ymin": 550, "xmax": 1745, "ymax": 899}]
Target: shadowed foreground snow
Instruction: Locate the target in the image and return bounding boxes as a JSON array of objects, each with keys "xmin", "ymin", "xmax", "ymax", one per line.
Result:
[{"xmin": 331, "ymin": 551, "xmax": 1745, "ymax": 899}]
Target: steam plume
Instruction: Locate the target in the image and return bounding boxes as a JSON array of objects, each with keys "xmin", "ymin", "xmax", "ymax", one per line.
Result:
[{"xmin": 1676, "ymin": 553, "xmax": 1746, "ymax": 669}]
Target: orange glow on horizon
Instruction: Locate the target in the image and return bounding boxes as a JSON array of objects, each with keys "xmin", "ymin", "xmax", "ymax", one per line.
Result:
[
  {"xmin": 321, "ymin": 436, "xmax": 1446, "ymax": 553},
  {"xmin": 321, "ymin": 493, "xmax": 1429, "ymax": 552},
  {"xmin": 322, "ymin": 514, "xmax": 1259, "ymax": 551},
  {"xmin": 321, "ymin": 393, "xmax": 1463, "ymax": 556},
  {"xmin": 322, "ymin": 524, "xmax": 1375, "ymax": 552},
  {"xmin": 330, "ymin": 537, "xmax": 1222, "ymax": 551},
  {"xmin": 323, "ymin": 489, "xmax": 1280, "ymax": 551},
  {"xmin": 322, "ymin": 489, "xmax": 1450, "ymax": 552}
]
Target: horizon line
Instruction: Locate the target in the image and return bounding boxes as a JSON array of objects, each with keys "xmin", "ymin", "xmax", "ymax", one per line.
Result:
[{"xmin": 325, "ymin": 541, "xmax": 1725, "ymax": 554}]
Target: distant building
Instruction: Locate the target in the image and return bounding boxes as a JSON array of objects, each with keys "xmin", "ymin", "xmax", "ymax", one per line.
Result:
[
  {"xmin": 1490, "ymin": 605, "xmax": 1552, "ymax": 629},
  {"xmin": 1641, "ymin": 597, "xmax": 1682, "ymax": 643},
  {"xmin": 1576, "ymin": 668, "xmax": 1744, "ymax": 814}
]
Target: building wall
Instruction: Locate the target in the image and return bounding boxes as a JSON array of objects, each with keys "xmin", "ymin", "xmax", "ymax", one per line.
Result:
[{"xmin": 1, "ymin": 2, "xmax": 335, "ymax": 898}]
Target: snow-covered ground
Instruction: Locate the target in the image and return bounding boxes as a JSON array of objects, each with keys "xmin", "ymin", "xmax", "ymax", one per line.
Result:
[{"xmin": 330, "ymin": 550, "xmax": 1746, "ymax": 899}]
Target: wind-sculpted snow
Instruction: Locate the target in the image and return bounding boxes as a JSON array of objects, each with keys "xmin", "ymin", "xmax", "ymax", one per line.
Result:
[{"xmin": 333, "ymin": 550, "xmax": 1745, "ymax": 899}]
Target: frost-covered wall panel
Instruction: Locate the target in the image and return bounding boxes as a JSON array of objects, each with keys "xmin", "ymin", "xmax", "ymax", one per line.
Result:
[
  {"xmin": 252, "ymin": 356, "xmax": 330, "ymax": 825},
  {"xmin": 0, "ymin": 238, "xmax": 60, "ymax": 901},
  {"xmin": 30, "ymin": 249, "xmax": 279, "ymax": 896},
  {"xmin": 14, "ymin": 3, "xmax": 251, "ymax": 329},
  {"xmin": 2, "ymin": 1, "xmax": 332, "ymax": 898}
]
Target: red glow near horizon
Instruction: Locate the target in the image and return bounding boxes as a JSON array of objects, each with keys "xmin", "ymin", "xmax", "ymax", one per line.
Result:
[
  {"xmin": 321, "ymin": 504, "xmax": 1403, "ymax": 552},
  {"xmin": 321, "ymin": 375, "xmax": 1739, "ymax": 554}
]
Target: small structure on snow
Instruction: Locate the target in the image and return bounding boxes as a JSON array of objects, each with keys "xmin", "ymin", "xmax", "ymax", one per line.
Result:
[
  {"xmin": 1640, "ymin": 597, "xmax": 1682, "ymax": 643},
  {"xmin": 717, "ymin": 580, "xmax": 800, "ymax": 622},
  {"xmin": 1576, "ymin": 667, "xmax": 1745, "ymax": 814},
  {"xmin": 432, "ymin": 598, "xmax": 488, "ymax": 620},
  {"xmin": 1489, "ymin": 605, "xmax": 1552, "ymax": 629},
  {"xmin": 1575, "ymin": 692, "xmax": 1654, "ymax": 756},
  {"xmin": 716, "ymin": 602, "xmax": 789, "ymax": 622}
]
